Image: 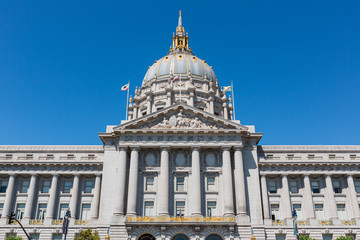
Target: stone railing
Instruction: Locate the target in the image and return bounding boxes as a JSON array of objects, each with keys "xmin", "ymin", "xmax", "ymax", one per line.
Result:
[
  {"xmin": 272, "ymin": 220, "xmax": 286, "ymax": 226},
  {"xmin": 296, "ymin": 220, "xmax": 309, "ymax": 225},
  {"xmin": 29, "ymin": 219, "xmax": 44, "ymax": 225},
  {"xmin": 52, "ymin": 219, "xmax": 64, "ymax": 225},
  {"xmin": 75, "ymin": 220, "xmax": 88, "ymax": 225},
  {"xmin": 319, "ymin": 220, "xmax": 333, "ymax": 225},
  {"xmin": 126, "ymin": 215, "xmax": 235, "ymax": 223},
  {"xmin": 343, "ymin": 220, "xmax": 356, "ymax": 225}
]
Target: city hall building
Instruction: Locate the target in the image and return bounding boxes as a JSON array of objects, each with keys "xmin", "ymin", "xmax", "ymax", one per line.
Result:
[{"xmin": 0, "ymin": 13, "xmax": 360, "ymax": 240}]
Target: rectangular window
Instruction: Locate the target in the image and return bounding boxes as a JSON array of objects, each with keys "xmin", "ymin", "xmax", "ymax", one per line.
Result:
[
  {"xmin": 53, "ymin": 234, "xmax": 63, "ymax": 240},
  {"xmin": 175, "ymin": 201, "xmax": 185, "ymax": 216},
  {"xmin": 289, "ymin": 180, "xmax": 298, "ymax": 194},
  {"xmin": 322, "ymin": 234, "xmax": 332, "ymax": 240},
  {"xmin": 144, "ymin": 201, "xmax": 154, "ymax": 216},
  {"xmin": 315, "ymin": 204, "xmax": 324, "ymax": 219},
  {"xmin": 337, "ymin": 204, "xmax": 346, "ymax": 220},
  {"xmin": 207, "ymin": 201, "xmax": 216, "ymax": 217},
  {"xmin": 37, "ymin": 203, "xmax": 47, "ymax": 220},
  {"xmin": 0, "ymin": 203, "xmax": 3, "ymax": 218},
  {"xmin": 63, "ymin": 179, "xmax": 72, "ymax": 193},
  {"xmin": 311, "ymin": 180, "xmax": 320, "ymax": 193},
  {"xmin": 81, "ymin": 204, "xmax": 91, "ymax": 220},
  {"xmin": 84, "ymin": 180, "xmax": 94, "ymax": 193},
  {"xmin": 270, "ymin": 204, "xmax": 280, "ymax": 220},
  {"xmin": 58, "ymin": 203, "xmax": 69, "ymax": 220},
  {"xmin": 275, "ymin": 235, "xmax": 286, "ymax": 240},
  {"xmin": 20, "ymin": 179, "xmax": 30, "ymax": 193},
  {"xmin": 176, "ymin": 177, "xmax": 185, "ymax": 191},
  {"xmin": 42, "ymin": 180, "xmax": 51, "ymax": 193},
  {"xmin": 333, "ymin": 180, "xmax": 341, "ymax": 193},
  {"xmin": 0, "ymin": 180, "xmax": 8, "ymax": 193},
  {"xmin": 268, "ymin": 180, "xmax": 277, "ymax": 194},
  {"xmin": 16, "ymin": 203, "xmax": 25, "ymax": 220},
  {"xmin": 145, "ymin": 177, "xmax": 155, "ymax": 191},
  {"xmin": 293, "ymin": 204, "xmax": 302, "ymax": 219},
  {"xmin": 345, "ymin": 234, "xmax": 355, "ymax": 240},
  {"xmin": 206, "ymin": 177, "xmax": 216, "ymax": 191},
  {"xmin": 30, "ymin": 234, "xmax": 40, "ymax": 240},
  {"xmin": 354, "ymin": 180, "xmax": 360, "ymax": 193}
]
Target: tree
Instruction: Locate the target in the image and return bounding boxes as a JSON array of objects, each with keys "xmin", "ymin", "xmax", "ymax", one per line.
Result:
[
  {"xmin": 75, "ymin": 228, "xmax": 100, "ymax": 240},
  {"xmin": 335, "ymin": 236, "xmax": 354, "ymax": 240},
  {"xmin": 5, "ymin": 236, "xmax": 22, "ymax": 240},
  {"xmin": 299, "ymin": 235, "xmax": 316, "ymax": 240}
]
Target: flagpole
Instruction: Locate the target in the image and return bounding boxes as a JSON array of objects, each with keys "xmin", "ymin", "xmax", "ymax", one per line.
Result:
[
  {"xmin": 179, "ymin": 73, "xmax": 182, "ymax": 102},
  {"xmin": 125, "ymin": 80, "xmax": 130, "ymax": 121},
  {"xmin": 231, "ymin": 80, "xmax": 235, "ymax": 120}
]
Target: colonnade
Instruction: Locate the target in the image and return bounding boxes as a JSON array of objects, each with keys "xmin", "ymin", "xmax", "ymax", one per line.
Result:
[
  {"xmin": 115, "ymin": 146, "xmax": 248, "ymax": 217},
  {"xmin": 260, "ymin": 174, "xmax": 360, "ymax": 220},
  {"xmin": 0, "ymin": 173, "xmax": 102, "ymax": 222}
]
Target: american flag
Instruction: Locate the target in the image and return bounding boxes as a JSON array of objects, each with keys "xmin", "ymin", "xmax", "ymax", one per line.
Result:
[{"xmin": 172, "ymin": 75, "xmax": 180, "ymax": 82}]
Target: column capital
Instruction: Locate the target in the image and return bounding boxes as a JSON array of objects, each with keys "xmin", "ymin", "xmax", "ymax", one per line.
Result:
[
  {"xmin": 347, "ymin": 174, "xmax": 354, "ymax": 178},
  {"xmin": 130, "ymin": 146, "xmax": 140, "ymax": 151},
  {"xmin": 191, "ymin": 146, "xmax": 201, "ymax": 151},
  {"xmin": 160, "ymin": 146, "xmax": 170, "ymax": 151},
  {"xmin": 221, "ymin": 146, "xmax": 231, "ymax": 152},
  {"xmin": 119, "ymin": 146, "xmax": 128, "ymax": 151},
  {"xmin": 233, "ymin": 146, "xmax": 243, "ymax": 151},
  {"xmin": 303, "ymin": 174, "xmax": 311, "ymax": 177},
  {"xmin": 8, "ymin": 173, "xmax": 16, "ymax": 177},
  {"xmin": 260, "ymin": 174, "xmax": 267, "ymax": 178},
  {"xmin": 51, "ymin": 173, "xmax": 59, "ymax": 177},
  {"xmin": 73, "ymin": 173, "xmax": 81, "ymax": 177},
  {"xmin": 95, "ymin": 173, "xmax": 102, "ymax": 177},
  {"xmin": 325, "ymin": 173, "xmax": 332, "ymax": 177},
  {"xmin": 282, "ymin": 174, "xmax": 289, "ymax": 178}
]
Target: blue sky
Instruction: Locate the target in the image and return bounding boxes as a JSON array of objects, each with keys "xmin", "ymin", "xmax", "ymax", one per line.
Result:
[{"xmin": 0, "ymin": 1, "xmax": 359, "ymax": 145}]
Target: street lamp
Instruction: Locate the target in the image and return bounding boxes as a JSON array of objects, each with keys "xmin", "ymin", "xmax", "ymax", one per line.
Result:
[{"xmin": 292, "ymin": 209, "xmax": 298, "ymax": 240}]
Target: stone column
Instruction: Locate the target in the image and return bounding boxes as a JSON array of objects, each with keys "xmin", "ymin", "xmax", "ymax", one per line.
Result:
[
  {"xmin": 346, "ymin": 175, "xmax": 360, "ymax": 219},
  {"xmin": 208, "ymin": 96, "xmax": 214, "ymax": 114},
  {"xmin": 189, "ymin": 91, "xmax": 195, "ymax": 107},
  {"xmin": 233, "ymin": 147, "xmax": 247, "ymax": 216},
  {"xmin": 90, "ymin": 174, "xmax": 102, "ymax": 219},
  {"xmin": 302, "ymin": 175, "xmax": 315, "ymax": 219},
  {"xmin": 223, "ymin": 103, "xmax": 228, "ymax": 120},
  {"xmin": 2, "ymin": 174, "xmax": 16, "ymax": 219},
  {"xmin": 69, "ymin": 174, "xmax": 80, "ymax": 219},
  {"xmin": 325, "ymin": 174, "xmax": 338, "ymax": 219},
  {"xmin": 222, "ymin": 147, "xmax": 234, "ymax": 216},
  {"xmin": 133, "ymin": 104, "xmax": 138, "ymax": 119},
  {"xmin": 46, "ymin": 174, "xmax": 59, "ymax": 221},
  {"xmin": 190, "ymin": 146, "xmax": 202, "ymax": 215},
  {"xmin": 114, "ymin": 147, "xmax": 128, "ymax": 215},
  {"xmin": 281, "ymin": 175, "xmax": 292, "ymax": 219},
  {"xmin": 166, "ymin": 90, "xmax": 172, "ymax": 107},
  {"xmin": 260, "ymin": 175, "xmax": 270, "ymax": 220},
  {"xmin": 158, "ymin": 147, "xmax": 170, "ymax": 215},
  {"xmin": 146, "ymin": 95, "xmax": 152, "ymax": 115},
  {"xmin": 23, "ymin": 174, "xmax": 37, "ymax": 220},
  {"xmin": 127, "ymin": 147, "xmax": 139, "ymax": 215}
]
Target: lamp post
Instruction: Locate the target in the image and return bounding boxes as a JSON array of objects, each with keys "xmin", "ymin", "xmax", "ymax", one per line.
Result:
[
  {"xmin": 105, "ymin": 227, "xmax": 110, "ymax": 240},
  {"xmin": 292, "ymin": 209, "xmax": 298, "ymax": 240}
]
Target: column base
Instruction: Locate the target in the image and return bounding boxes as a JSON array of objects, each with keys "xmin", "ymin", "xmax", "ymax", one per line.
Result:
[
  {"xmin": 44, "ymin": 218, "xmax": 54, "ymax": 225},
  {"xmin": 111, "ymin": 214, "xmax": 125, "ymax": 225},
  {"xmin": 236, "ymin": 214, "xmax": 250, "ymax": 224},
  {"xmin": 264, "ymin": 218, "xmax": 273, "ymax": 225}
]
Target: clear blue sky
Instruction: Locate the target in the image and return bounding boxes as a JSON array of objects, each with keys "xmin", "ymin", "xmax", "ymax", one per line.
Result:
[{"xmin": 0, "ymin": 1, "xmax": 359, "ymax": 145}]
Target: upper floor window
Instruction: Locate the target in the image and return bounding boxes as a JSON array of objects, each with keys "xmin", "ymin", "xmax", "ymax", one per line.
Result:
[
  {"xmin": 16, "ymin": 203, "xmax": 25, "ymax": 220},
  {"xmin": 332, "ymin": 180, "xmax": 341, "ymax": 193},
  {"xmin": 270, "ymin": 203, "xmax": 280, "ymax": 220},
  {"xmin": 176, "ymin": 177, "xmax": 185, "ymax": 191},
  {"xmin": 268, "ymin": 180, "xmax": 277, "ymax": 194},
  {"xmin": 84, "ymin": 179, "xmax": 94, "ymax": 193},
  {"xmin": 355, "ymin": 179, "xmax": 360, "ymax": 193},
  {"xmin": 315, "ymin": 203, "xmax": 324, "ymax": 219},
  {"xmin": 293, "ymin": 203, "xmax": 302, "ymax": 219},
  {"xmin": 145, "ymin": 177, "xmax": 155, "ymax": 191},
  {"xmin": 20, "ymin": 179, "xmax": 30, "ymax": 193},
  {"xmin": 206, "ymin": 177, "xmax": 216, "ymax": 192},
  {"xmin": 144, "ymin": 201, "xmax": 154, "ymax": 216},
  {"xmin": 311, "ymin": 180, "xmax": 320, "ymax": 193},
  {"xmin": 0, "ymin": 203, "xmax": 4, "ymax": 218},
  {"xmin": 81, "ymin": 204, "xmax": 91, "ymax": 220},
  {"xmin": 289, "ymin": 180, "xmax": 298, "ymax": 194},
  {"xmin": 63, "ymin": 179, "xmax": 72, "ymax": 193},
  {"xmin": 207, "ymin": 201, "xmax": 216, "ymax": 217},
  {"xmin": 175, "ymin": 201, "xmax": 185, "ymax": 216},
  {"xmin": 42, "ymin": 179, "xmax": 51, "ymax": 193},
  {"xmin": 58, "ymin": 203, "xmax": 69, "ymax": 220},
  {"xmin": 36, "ymin": 203, "xmax": 47, "ymax": 220},
  {"xmin": 0, "ymin": 180, "xmax": 8, "ymax": 193},
  {"xmin": 337, "ymin": 204, "xmax": 346, "ymax": 220}
]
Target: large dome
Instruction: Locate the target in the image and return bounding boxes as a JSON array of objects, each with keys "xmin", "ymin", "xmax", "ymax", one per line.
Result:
[{"xmin": 142, "ymin": 53, "xmax": 217, "ymax": 85}]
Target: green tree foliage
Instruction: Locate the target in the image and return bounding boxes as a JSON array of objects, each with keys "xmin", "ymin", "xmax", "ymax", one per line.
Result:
[
  {"xmin": 299, "ymin": 235, "xmax": 316, "ymax": 240},
  {"xmin": 5, "ymin": 236, "xmax": 22, "ymax": 240},
  {"xmin": 335, "ymin": 236, "xmax": 354, "ymax": 240},
  {"xmin": 75, "ymin": 228, "xmax": 100, "ymax": 240}
]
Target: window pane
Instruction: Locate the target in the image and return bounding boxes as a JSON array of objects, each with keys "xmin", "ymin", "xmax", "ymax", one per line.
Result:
[
  {"xmin": 207, "ymin": 177, "xmax": 216, "ymax": 191},
  {"xmin": 176, "ymin": 177, "xmax": 185, "ymax": 191},
  {"xmin": 59, "ymin": 203, "xmax": 69, "ymax": 219},
  {"xmin": 145, "ymin": 201, "xmax": 154, "ymax": 216},
  {"xmin": 311, "ymin": 181, "xmax": 320, "ymax": 193},
  {"xmin": 16, "ymin": 203, "xmax": 25, "ymax": 219},
  {"xmin": 354, "ymin": 180, "xmax": 360, "ymax": 193},
  {"xmin": 30, "ymin": 234, "xmax": 40, "ymax": 240},
  {"xmin": 176, "ymin": 201, "xmax": 185, "ymax": 216},
  {"xmin": 322, "ymin": 234, "xmax": 332, "ymax": 240},
  {"xmin": 289, "ymin": 180, "xmax": 298, "ymax": 193},
  {"xmin": 268, "ymin": 181, "xmax": 277, "ymax": 193},
  {"xmin": 315, "ymin": 204, "xmax": 324, "ymax": 219},
  {"xmin": 337, "ymin": 204, "xmax": 347, "ymax": 220},
  {"xmin": 37, "ymin": 204, "xmax": 47, "ymax": 220},
  {"xmin": 271, "ymin": 204, "xmax": 280, "ymax": 220},
  {"xmin": 42, "ymin": 180, "xmax": 51, "ymax": 193},
  {"xmin": 63, "ymin": 180, "xmax": 72, "ymax": 193},
  {"xmin": 276, "ymin": 235, "xmax": 286, "ymax": 240},
  {"xmin": 207, "ymin": 202, "xmax": 216, "ymax": 217},
  {"xmin": 84, "ymin": 180, "xmax": 94, "ymax": 193},
  {"xmin": 81, "ymin": 204, "xmax": 91, "ymax": 220},
  {"xmin": 145, "ymin": 177, "xmax": 154, "ymax": 191},
  {"xmin": 53, "ymin": 234, "xmax": 63, "ymax": 240},
  {"xmin": 21, "ymin": 180, "xmax": 30, "ymax": 193},
  {"xmin": 0, "ymin": 180, "xmax": 8, "ymax": 193},
  {"xmin": 333, "ymin": 180, "xmax": 341, "ymax": 193},
  {"xmin": 293, "ymin": 204, "xmax": 302, "ymax": 219},
  {"xmin": 0, "ymin": 203, "xmax": 4, "ymax": 218}
]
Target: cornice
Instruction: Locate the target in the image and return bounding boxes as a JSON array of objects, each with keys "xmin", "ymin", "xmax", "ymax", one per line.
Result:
[
  {"xmin": 259, "ymin": 145, "xmax": 360, "ymax": 153},
  {"xmin": 0, "ymin": 145, "xmax": 104, "ymax": 153}
]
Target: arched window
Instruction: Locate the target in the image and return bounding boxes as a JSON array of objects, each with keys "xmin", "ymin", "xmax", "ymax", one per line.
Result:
[
  {"xmin": 205, "ymin": 234, "xmax": 223, "ymax": 240},
  {"xmin": 138, "ymin": 234, "xmax": 155, "ymax": 240},
  {"xmin": 172, "ymin": 234, "xmax": 189, "ymax": 240}
]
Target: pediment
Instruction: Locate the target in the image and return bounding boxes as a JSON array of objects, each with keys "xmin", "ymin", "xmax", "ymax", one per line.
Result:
[{"xmin": 114, "ymin": 103, "xmax": 248, "ymax": 132}]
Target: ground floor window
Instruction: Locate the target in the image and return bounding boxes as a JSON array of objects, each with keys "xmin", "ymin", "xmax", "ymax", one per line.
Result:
[
  {"xmin": 81, "ymin": 203, "xmax": 91, "ymax": 220},
  {"xmin": 139, "ymin": 234, "xmax": 155, "ymax": 240},
  {"xmin": 322, "ymin": 234, "xmax": 332, "ymax": 240},
  {"xmin": 53, "ymin": 233, "xmax": 62, "ymax": 240},
  {"xmin": 172, "ymin": 234, "xmax": 189, "ymax": 240},
  {"xmin": 205, "ymin": 234, "xmax": 223, "ymax": 240},
  {"xmin": 30, "ymin": 234, "xmax": 40, "ymax": 240},
  {"xmin": 276, "ymin": 234, "xmax": 286, "ymax": 240}
]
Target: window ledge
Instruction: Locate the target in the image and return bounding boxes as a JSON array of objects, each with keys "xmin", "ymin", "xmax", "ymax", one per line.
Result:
[
  {"xmin": 312, "ymin": 193, "xmax": 324, "ymax": 197},
  {"xmin": 290, "ymin": 193, "xmax": 302, "ymax": 197},
  {"xmin": 269, "ymin": 193, "xmax": 280, "ymax": 197},
  {"xmin": 174, "ymin": 191, "xmax": 187, "ymax": 194},
  {"xmin": 334, "ymin": 193, "xmax": 346, "ymax": 197}
]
